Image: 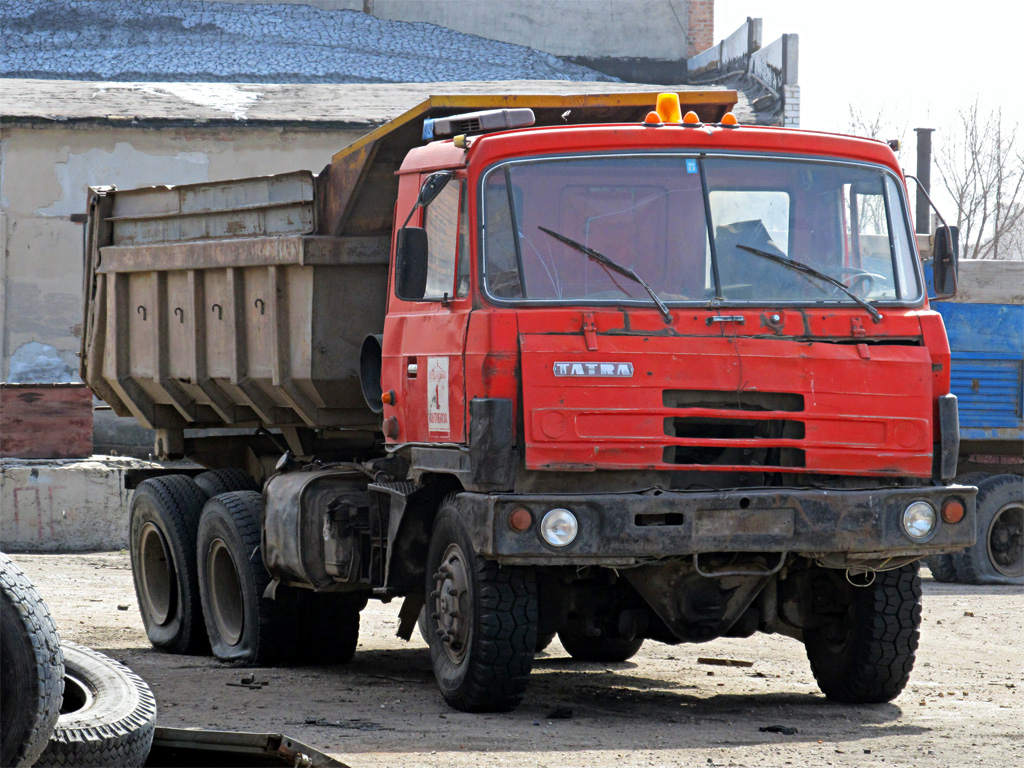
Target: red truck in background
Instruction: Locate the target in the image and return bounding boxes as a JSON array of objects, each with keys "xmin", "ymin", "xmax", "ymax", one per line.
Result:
[{"xmin": 82, "ymin": 91, "xmax": 976, "ymax": 713}]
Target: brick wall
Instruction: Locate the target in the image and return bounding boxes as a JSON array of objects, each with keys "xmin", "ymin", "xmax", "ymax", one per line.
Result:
[
  {"xmin": 783, "ymin": 84, "xmax": 800, "ymax": 128},
  {"xmin": 687, "ymin": 0, "xmax": 715, "ymax": 56}
]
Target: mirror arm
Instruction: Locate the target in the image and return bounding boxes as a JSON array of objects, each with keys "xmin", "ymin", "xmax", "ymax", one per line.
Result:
[{"xmin": 905, "ymin": 174, "xmax": 958, "ymax": 298}]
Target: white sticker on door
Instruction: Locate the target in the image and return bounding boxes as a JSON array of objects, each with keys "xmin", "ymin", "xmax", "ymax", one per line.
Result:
[{"xmin": 427, "ymin": 356, "xmax": 450, "ymax": 436}]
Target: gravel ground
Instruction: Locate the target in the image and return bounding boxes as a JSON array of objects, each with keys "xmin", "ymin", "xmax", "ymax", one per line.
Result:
[
  {"xmin": 8, "ymin": 552, "xmax": 1023, "ymax": 768},
  {"xmin": 0, "ymin": 0, "xmax": 616, "ymax": 83}
]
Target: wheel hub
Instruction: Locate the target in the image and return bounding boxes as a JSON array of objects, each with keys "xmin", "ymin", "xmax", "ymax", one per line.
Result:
[
  {"xmin": 138, "ymin": 522, "xmax": 174, "ymax": 625},
  {"xmin": 432, "ymin": 543, "xmax": 471, "ymax": 663},
  {"xmin": 208, "ymin": 538, "xmax": 244, "ymax": 646}
]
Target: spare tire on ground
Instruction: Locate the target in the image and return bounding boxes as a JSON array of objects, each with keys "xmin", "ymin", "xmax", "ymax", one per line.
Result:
[
  {"xmin": 34, "ymin": 642, "xmax": 157, "ymax": 768},
  {"xmin": 0, "ymin": 552, "xmax": 64, "ymax": 768}
]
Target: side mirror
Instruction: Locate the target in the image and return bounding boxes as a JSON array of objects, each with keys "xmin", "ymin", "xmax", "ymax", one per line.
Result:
[
  {"xmin": 395, "ymin": 227, "xmax": 428, "ymax": 300},
  {"xmin": 932, "ymin": 225, "xmax": 959, "ymax": 298}
]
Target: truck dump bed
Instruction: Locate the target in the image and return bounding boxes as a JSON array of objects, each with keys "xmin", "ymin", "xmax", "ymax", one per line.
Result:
[{"xmin": 80, "ymin": 90, "xmax": 737, "ymax": 433}]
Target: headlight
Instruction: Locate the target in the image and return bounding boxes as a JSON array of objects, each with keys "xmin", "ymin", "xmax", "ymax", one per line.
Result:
[
  {"xmin": 902, "ymin": 501, "xmax": 937, "ymax": 540},
  {"xmin": 540, "ymin": 508, "xmax": 578, "ymax": 547}
]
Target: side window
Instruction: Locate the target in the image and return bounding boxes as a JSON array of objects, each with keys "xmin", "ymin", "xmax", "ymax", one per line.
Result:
[
  {"xmin": 456, "ymin": 183, "xmax": 470, "ymax": 297},
  {"xmin": 423, "ymin": 181, "xmax": 461, "ymax": 299}
]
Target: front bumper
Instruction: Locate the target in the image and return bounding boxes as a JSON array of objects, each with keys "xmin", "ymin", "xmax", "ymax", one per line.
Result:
[{"xmin": 458, "ymin": 485, "xmax": 977, "ymax": 566}]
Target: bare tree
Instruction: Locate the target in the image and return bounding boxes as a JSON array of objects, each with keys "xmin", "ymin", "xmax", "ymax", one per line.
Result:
[
  {"xmin": 847, "ymin": 106, "xmax": 908, "ymax": 158},
  {"xmin": 936, "ymin": 101, "xmax": 1024, "ymax": 260}
]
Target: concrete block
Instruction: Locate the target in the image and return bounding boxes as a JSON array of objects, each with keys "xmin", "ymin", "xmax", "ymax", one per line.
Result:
[{"xmin": 0, "ymin": 456, "xmax": 191, "ymax": 552}]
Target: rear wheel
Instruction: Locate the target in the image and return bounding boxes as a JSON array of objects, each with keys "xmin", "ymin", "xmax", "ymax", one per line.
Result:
[
  {"xmin": 0, "ymin": 553, "xmax": 64, "ymax": 768},
  {"xmin": 954, "ymin": 475, "xmax": 1024, "ymax": 585},
  {"xmin": 425, "ymin": 499, "xmax": 538, "ymax": 712},
  {"xmin": 287, "ymin": 589, "xmax": 366, "ymax": 665},
  {"xmin": 193, "ymin": 468, "xmax": 260, "ymax": 499},
  {"xmin": 557, "ymin": 621, "xmax": 643, "ymax": 663},
  {"xmin": 129, "ymin": 476, "xmax": 209, "ymax": 654},
  {"xmin": 804, "ymin": 563, "xmax": 921, "ymax": 703},
  {"xmin": 197, "ymin": 491, "xmax": 282, "ymax": 664}
]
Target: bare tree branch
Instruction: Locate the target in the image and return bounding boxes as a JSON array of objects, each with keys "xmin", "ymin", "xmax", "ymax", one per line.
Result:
[{"xmin": 936, "ymin": 101, "xmax": 1024, "ymax": 260}]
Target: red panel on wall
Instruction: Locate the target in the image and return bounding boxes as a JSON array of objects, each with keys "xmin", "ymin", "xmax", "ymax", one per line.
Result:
[{"xmin": 0, "ymin": 384, "xmax": 93, "ymax": 459}]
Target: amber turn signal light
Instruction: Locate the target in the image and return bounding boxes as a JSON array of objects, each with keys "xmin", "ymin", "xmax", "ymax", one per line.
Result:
[
  {"xmin": 720, "ymin": 112, "xmax": 739, "ymax": 126},
  {"xmin": 508, "ymin": 507, "xmax": 533, "ymax": 532},
  {"xmin": 682, "ymin": 110, "xmax": 701, "ymax": 125},
  {"xmin": 941, "ymin": 498, "xmax": 965, "ymax": 524},
  {"xmin": 655, "ymin": 92, "xmax": 682, "ymax": 124},
  {"xmin": 381, "ymin": 390, "xmax": 396, "ymax": 406}
]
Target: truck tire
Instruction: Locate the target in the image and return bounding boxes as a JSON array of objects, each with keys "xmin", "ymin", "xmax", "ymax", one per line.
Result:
[
  {"xmin": 954, "ymin": 475, "xmax": 1024, "ymax": 586},
  {"xmin": 557, "ymin": 622, "xmax": 644, "ymax": 663},
  {"xmin": 0, "ymin": 553, "xmax": 64, "ymax": 768},
  {"xmin": 924, "ymin": 555, "xmax": 959, "ymax": 583},
  {"xmin": 804, "ymin": 563, "xmax": 921, "ymax": 704},
  {"xmin": 193, "ymin": 468, "xmax": 260, "ymax": 499},
  {"xmin": 34, "ymin": 642, "xmax": 156, "ymax": 768},
  {"xmin": 129, "ymin": 475, "xmax": 210, "ymax": 655},
  {"xmin": 197, "ymin": 491, "xmax": 282, "ymax": 664},
  {"xmin": 425, "ymin": 499, "xmax": 538, "ymax": 712},
  {"xmin": 291, "ymin": 590, "xmax": 365, "ymax": 665}
]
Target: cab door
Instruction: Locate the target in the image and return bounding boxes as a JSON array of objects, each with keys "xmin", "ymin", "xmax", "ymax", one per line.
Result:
[{"xmin": 381, "ymin": 177, "xmax": 472, "ymax": 445}]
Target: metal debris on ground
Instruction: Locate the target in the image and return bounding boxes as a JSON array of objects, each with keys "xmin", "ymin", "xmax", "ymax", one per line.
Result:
[
  {"xmin": 759, "ymin": 725, "xmax": 798, "ymax": 735},
  {"xmin": 697, "ymin": 657, "xmax": 754, "ymax": 668}
]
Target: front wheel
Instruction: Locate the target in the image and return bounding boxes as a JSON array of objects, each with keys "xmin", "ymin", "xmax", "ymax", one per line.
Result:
[
  {"xmin": 425, "ymin": 499, "xmax": 538, "ymax": 712},
  {"xmin": 803, "ymin": 563, "xmax": 921, "ymax": 704}
]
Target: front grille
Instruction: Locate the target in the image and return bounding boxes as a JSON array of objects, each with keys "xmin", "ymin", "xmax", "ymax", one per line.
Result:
[
  {"xmin": 665, "ymin": 417, "xmax": 806, "ymax": 440},
  {"xmin": 663, "ymin": 389, "xmax": 804, "ymax": 412},
  {"xmin": 662, "ymin": 389, "xmax": 806, "ymax": 468}
]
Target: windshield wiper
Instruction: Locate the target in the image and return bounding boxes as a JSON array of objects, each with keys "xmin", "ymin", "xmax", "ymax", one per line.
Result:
[
  {"xmin": 735, "ymin": 243, "xmax": 883, "ymax": 323},
  {"xmin": 537, "ymin": 226, "xmax": 672, "ymax": 323}
]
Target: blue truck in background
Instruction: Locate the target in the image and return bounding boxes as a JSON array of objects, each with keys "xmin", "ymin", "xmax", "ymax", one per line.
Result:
[{"xmin": 925, "ymin": 256, "xmax": 1023, "ymax": 586}]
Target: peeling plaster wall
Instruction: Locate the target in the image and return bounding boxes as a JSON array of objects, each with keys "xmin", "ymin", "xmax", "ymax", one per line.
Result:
[{"xmin": 0, "ymin": 123, "xmax": 362, "ymax": 383}]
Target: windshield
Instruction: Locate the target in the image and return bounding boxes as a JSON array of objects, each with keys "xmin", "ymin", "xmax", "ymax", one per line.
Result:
[{"xmin": 481, "ymin": 154, "xmax": 921, "ymax": 306}]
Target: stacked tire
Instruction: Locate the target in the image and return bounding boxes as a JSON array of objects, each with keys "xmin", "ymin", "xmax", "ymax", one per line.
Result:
[
  {"xmin": 1, "ymin": 555, "xmax": 157, "ymax": 768},
  {"xmin": 1, "ymin": 553, "xmax": 63, "ymax": 768}
]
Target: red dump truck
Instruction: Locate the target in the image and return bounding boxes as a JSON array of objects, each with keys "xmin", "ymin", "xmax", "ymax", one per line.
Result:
[{"xmin": 82, "ymin": 91, "xmax": 976, "ymax": 712}]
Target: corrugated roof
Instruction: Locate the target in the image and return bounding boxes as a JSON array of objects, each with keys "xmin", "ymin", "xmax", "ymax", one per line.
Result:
[{"xmin": 0, "ymin": 79, "xmax": 749, "ymax": 126}]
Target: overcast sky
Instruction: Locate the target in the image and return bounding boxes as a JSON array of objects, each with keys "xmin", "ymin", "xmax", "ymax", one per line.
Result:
[
  {"xmin": 715, "ymin": 1, "xmax": 1017, "ymax": 141},
  {"xmin": 714, "ymin": 1, "xmax": 1016, "ymax": 220}
]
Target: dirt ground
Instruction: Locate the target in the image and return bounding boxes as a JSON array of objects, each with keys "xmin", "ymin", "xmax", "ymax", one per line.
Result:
[{"xmin": 9, "ymin": 552, "xmax": 1023, "ymax": 768}]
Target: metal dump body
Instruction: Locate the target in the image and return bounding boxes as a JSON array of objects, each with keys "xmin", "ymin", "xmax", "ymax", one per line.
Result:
[
  {"xmin": 82, "ymin": 172, "xmax": 389, "ymax": 432},
  {"xmin": 80, "ymin": 90, "xmax": 737, "ymax": 434}
]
